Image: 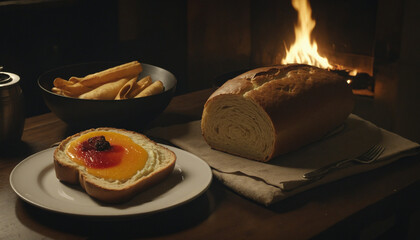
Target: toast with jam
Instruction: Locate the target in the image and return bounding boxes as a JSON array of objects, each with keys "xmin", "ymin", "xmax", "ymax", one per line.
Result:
[{"xmin": 53, "ymin": 127, "xmax": 176, "ymax": 203}]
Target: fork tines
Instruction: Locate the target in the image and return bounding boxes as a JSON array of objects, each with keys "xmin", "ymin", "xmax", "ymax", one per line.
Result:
[{"xmin": 359, "ymin": 144, "xmax": 385, "ymax": 161}]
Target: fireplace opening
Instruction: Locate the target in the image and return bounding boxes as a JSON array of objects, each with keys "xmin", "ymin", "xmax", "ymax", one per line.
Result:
[{"xmin": 251, "ymin": 0, "xmax": 377, "ymax": 97}]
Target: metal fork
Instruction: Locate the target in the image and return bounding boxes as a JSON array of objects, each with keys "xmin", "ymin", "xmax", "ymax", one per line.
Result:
[{"xmin": 303, "ymin": 144, "xmax": 385, "ymax": 180}]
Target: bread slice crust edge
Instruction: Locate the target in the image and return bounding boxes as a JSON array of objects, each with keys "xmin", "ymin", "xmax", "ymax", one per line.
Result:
[{"xmin": 53, "ymin": 127, "xmax": 176, "ymax": 203}]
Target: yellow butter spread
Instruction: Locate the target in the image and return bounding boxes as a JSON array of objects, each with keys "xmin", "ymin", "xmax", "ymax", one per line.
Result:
[{"xmin": 66, "ymin": 131, "xmax": 148, "ymax": 181}]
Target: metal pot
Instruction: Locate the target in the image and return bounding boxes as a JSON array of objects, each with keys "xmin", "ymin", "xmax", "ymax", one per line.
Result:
[{"xmin": 0, "ymin": 72, "xmax": 25, "ymax": 147}]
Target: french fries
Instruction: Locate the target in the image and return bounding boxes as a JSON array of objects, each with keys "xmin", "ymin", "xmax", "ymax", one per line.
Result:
[{"xmin": 52, "ymin": 61, "xmax": 164, "ymax": 100}]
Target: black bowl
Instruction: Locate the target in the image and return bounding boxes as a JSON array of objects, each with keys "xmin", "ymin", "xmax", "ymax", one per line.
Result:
[{"xmin": 38, "ymin": 61, "xmax": 177, "ymax": 130}]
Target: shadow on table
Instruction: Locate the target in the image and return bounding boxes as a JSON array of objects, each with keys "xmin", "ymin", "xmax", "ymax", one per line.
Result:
[
  {"xmin": 15, "ymin": 185, "xmax": 222, "ymax": 238},
  {"xmin": 0, "ymin": 140, "xmax": 31, "ymax": 159}
]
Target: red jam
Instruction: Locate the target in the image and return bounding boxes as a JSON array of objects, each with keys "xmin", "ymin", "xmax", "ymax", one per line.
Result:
[
  {"xmin": 75, "ymin": 140, "xmax": 124, "ymax": 168},
  {"xmin": 66, "ymin": 131, "xmax": 148, "ymax": 181}
]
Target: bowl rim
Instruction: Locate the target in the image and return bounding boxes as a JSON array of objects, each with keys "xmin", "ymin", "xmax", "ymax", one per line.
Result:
[{"xmin": 37, "ymin": 61, "xmax": 177, "ymax": 102}]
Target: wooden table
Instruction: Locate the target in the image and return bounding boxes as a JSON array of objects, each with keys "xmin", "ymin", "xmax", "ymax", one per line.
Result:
[{"xmin": 1, "ymin": 88, "xmax": 419, "ymax": 239}]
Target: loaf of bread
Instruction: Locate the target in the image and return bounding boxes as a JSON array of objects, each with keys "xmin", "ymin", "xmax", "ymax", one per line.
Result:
[
  {"xmin": 54, "ymin": 127, "xmax": 176, "ymax": 203},
  {"xmin": 201, "ymin": 64, "xmax": 354, "ymax": 162}
]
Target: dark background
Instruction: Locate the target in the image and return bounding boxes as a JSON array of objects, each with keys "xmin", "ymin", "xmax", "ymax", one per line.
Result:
[{"xmin": 0, "ymin": 0, "xmax": 188, "ymax": 117}]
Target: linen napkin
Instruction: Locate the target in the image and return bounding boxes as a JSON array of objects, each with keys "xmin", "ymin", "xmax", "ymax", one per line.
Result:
[{"xmin": 146, "ymin": 114, "xmax": 420, "ymax": 206}]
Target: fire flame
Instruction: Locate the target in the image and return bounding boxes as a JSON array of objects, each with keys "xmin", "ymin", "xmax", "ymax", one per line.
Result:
[{"xmin": 281, "ymin": 0, "xmax": 332, "ymax": 69}]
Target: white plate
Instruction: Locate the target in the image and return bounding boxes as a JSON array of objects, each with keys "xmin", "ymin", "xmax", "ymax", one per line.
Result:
[{"xmin": 9, "ymin": 145, "xmax": 212, "ymax": 217}]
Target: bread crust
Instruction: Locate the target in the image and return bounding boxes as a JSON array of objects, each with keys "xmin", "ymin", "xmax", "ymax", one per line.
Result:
[
  {"xmin": 53, "ymin": 127, "xmax": 176, "ymax": 203},
  {"xmin": 202, "ymin": 64, "xmax": 354, "ymax": 161}
]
